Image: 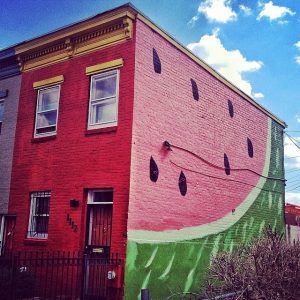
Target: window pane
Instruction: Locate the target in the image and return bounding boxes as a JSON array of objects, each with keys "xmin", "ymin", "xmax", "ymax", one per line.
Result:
[
  {"xmin": 0, "ymin": 101, "xmax": 4, "ymax": 122},
  {"xmin": 93, "ymin": 191, "xmax": 113, "ymax": 203},
  {"xmin": 92, "ymin": 75, "xmax": 117, "ymax": 100},
  {"xmin": 35, "ymin": 197, "xmax": 50, "ymax": 215},
  {"xmin": 36, "ymin": 126, "xmax": 56, "ymax": 135},
  {"xmin": 35, "ymin": 216, "xmax": 49, "ymax": 234},
  {"xmin": 36, "ymin": 111, "xmax": 57, "ymax": 128},
  {"xmin": 38, "ymin": 87, "xmax": 59, "ymax": 112},
  {"xmin": 91, "ymin": 100, "xmax": 116, "ymax": 124}
]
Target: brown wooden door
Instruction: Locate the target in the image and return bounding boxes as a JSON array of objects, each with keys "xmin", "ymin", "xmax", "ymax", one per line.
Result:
[
  {"xmin": 85, "ymin": 204, "xmax": 113, "ymax": 298},
  {"xmin": 86, "ymin": 204, "xmax": 112, "ymax": 256}
]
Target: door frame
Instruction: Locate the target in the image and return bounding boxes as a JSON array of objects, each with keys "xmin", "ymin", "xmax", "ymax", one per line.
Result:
[{"xmin": 85, "ymin": 189, "xmax": 113, "ymax": 256}]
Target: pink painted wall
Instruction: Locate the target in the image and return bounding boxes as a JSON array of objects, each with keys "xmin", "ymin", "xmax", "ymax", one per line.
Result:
[{"xmin": 128, "ymin": 19, "xmax": 269, "ymax": 232}]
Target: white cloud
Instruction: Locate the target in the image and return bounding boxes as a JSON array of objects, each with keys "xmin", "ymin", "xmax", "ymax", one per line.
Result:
[
  {"xmin": 239, "ymin": 4, "xmax": 252, "ymax": 16},
  {"xmin": 284, "ymin": 135, "xmax": 300, "ymax": 168},
  {"xmin": 196, "ymin": 0, "xmax": 237, "ymax": 23},
  {"xmin": 295, "ymin": 41, "xmax": 300, "ymax": 49},
  {"xmin": 286, "ymin": 192, "xmax": 300, "ymax": 205},
  {"xmin": 188, "ymin": 15, "xmax": 199, "ymax": 27},
  {"xmin": 284, "ymin": 135, "xmax": 300, "ymax": 204},
  {"xmin": 294, "ymin": 42, "xmax": 300, "ymax": 65},
  {"xmin": 253, "ymin": 92, "xmax": 264, "ymax": 99},
  {"xmin": 187, "ymin": 29, "xmax": 263, "ymax": 96},
  {"xmin": 257, "ymin": 1, "xmax": 295, "ymax": 22},
  {"xmin": 296, "ymin": 115, "xmax": 300, "ymax": 123},
  {"xmin": 278, "ymin": 20, "xmax": 289, "ymax": 25}
]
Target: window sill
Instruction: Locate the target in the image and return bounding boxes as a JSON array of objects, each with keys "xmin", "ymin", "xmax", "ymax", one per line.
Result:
[
  {"xmin": 85, "ymin": 126, "xmax": 117, "ymax": 136},
  {"xmin": 23, "ymin": 238, "xmax": 48, "ymax": 246},
  {"xmin": 32, "ymin": 135, "xmax": 56, "ymax": 143}
]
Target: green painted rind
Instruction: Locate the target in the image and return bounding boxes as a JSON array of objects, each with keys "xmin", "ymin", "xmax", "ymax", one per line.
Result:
[{"xmin": 125, "ymin": 120, "xmax": 285, "ymax": 299}]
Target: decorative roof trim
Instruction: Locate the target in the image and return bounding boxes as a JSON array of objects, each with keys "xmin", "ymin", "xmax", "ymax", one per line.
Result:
[
  {"xmin": 136, "ymin": 13, "xmax": 286, "ymax": 128},
  {"xmin": 15, "ymin": 10, "xmax": 135, "ymax": 54},
  {"xmin": 86, "ymin": 58, "xmax": 123, "ymax": 75},
  {"xmin": 15, "ymin": 9, "xmax": 134, "ymax": 73},
  {"xmin": 33, "ymin": 75, "xmax": 64, "ymax": 89}
]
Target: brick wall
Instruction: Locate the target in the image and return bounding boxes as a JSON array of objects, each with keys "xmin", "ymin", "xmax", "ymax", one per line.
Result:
[
  {"xmin": 125, "ymin": 19, "xmax": 285, "ymax": 299},
  {"xmin": 0, "ymin": 75, "xmax": 21, "ymax": 214},
  {"xmin": 9, "ymin": 40, "xmax": 135, "ymax": 256},
  {"xmin": 129, "ymin": 20, "xmax": 269, "ymax": 231}
]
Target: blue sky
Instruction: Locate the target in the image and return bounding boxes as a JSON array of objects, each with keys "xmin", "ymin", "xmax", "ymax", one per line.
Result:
[{"xmin": 1, "ymin": 0, "xmax": 300, "ymax": 203}]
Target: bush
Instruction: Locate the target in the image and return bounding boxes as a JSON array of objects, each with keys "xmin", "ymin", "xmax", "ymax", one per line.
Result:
[{"xmin": 204, "ymin": 228, "xmax": 300, "ymax": 300}]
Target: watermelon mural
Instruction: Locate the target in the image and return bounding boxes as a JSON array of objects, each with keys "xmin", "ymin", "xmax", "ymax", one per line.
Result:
[{"xmin": 124, "ymin": 20, "xmax": 285, "ymax": 299}]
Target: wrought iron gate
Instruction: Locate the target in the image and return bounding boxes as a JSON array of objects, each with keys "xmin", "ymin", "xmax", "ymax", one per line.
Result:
[{"xmin": 0, "ymin": 251, "xmax": 123, "ymax": 300}]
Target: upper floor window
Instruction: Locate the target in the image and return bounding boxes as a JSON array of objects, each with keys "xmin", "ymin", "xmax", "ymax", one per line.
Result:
[
  {"xmin": 0, "ymin": 100, "xmax": 4, "ymax": 134},
  {"xmin": 27, "ymin": 191, "xmax": 51, "ymax": 239},
  {"xmin": 88, "ymin": 69, "xmax": 119, "ymax": 130},
  {"xmin": 35, "ymin": 85, "xmax": 60, "ymax": 137}
]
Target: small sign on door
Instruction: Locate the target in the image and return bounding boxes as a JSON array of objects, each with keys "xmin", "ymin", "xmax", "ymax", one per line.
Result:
[{"xmin": 92, "ymin": 247, "xmax": 104, "ymax": 253}]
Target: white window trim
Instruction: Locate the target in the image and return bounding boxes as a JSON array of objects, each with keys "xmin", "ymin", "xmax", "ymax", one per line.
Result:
[
  {"xmin": 87, "ymin": 189, "xmax": 113, "ymax": 205},
  {"xmin": 27, "ymin": 192, "xmax": 50, "ymax": 239},
  {"xmin": 87, "ymin": 69, "xmax": 120, "ymax": 130},
  {"xmin": 34, "ymin": 85, "xmax": 61, "ymax": 138}
]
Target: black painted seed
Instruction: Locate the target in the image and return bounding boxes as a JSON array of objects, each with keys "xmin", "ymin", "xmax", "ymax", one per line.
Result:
[
  {"xmin": 224, "ymin": 154, "xmax": 230, "ymax": 175},
  {"xmin": 190, "ymin": 79, "xmax": 199, "ymax": 101},
  {"xmin": 179, "ymin": 171, "xmax": 187, "ymax": 196},
  {"xmin": 247, "ymin": 138, "xmax": 254, "ymax": 158},
  {"xmin": 228, "ymin": 99, "xmax": 234, "ymax": 118},
  {"xmin": 150, "ymin": 156, "xmax": 159, "ymax": 182},
  {"xmin": 153, "ymin": 48, "xmax": 161, "ymax": 74}
]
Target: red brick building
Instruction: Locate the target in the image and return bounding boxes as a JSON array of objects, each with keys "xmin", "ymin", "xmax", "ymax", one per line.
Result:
[
  {"xmin": 285, "ymin": 203, "xmax": 300, "ymax": 244},
  {"xmin": 9, "ymin": 25, "xmax": 135, "ymax": 257},
  {"xmin": 4, "ymin": 4, "xmax": 286, "ymax": 299}
]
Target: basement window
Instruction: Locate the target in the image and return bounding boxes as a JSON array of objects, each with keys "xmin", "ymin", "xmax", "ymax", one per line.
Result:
[
  {"xmin": 88, "ymin": 69, "xmax": 119, "ymax": 130},
  {"xmin": 34, "ymin": 85, "xmax": 60, "ymax": 137},
  {"xmin": 27, "ymin": 191, "xmax": 51, "ymax": 239}
]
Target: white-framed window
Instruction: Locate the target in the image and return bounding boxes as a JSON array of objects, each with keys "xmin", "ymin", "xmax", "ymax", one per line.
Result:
[
  {"xmin": 27, "ymin": 191, "xmax": 50, "ymax": 239},
  {"xmin": 88, "ymin": 69, "xmax": 119, "ymax": 130},
  {"xmin": 87, "ymin": 189, "xmax": 113, "ymax": 204},
  {"xmin": 0, "ymin": 99, "xmax": 4, "ymax": 134},
  {"xmin": 35, "ymin": 85, "xmax": 60, "ymax": 137}
]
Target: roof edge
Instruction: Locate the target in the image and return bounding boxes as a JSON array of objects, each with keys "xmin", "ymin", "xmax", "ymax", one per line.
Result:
[
  {"xmin": 135, "ymin": 12, "xmax": 287, "ymax": 128},
  {"xmin": 0, "ymin": 2, "xmax": 287, "ymax": 127}
]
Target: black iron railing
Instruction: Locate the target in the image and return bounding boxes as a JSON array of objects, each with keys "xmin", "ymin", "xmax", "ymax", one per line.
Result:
[{"xmin": 0, "ymin": 251, "xmax": 123, "ymax": 300}]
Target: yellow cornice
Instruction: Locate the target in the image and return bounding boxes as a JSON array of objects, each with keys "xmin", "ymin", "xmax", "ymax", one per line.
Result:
[
  {"xmin": 136, "ymin": 13, "xmax": 286, "ymax": 128},
  {"xmin": 86, "ymin": 58, "xmax": 123, "ymax": 75},
  {"xmin": 33, "ymin": 75, "xmax": 64, "ymax": 89},
  {"xmin": 16, "ymin": 7, "xmax": 136, "ymax": 72},
  {"xmin": 15, "ymin": 9, "xmax": 135, "ymax": 54}
]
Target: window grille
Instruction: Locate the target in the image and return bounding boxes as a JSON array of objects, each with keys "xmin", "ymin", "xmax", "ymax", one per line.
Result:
[{"xmin": 28, "ymin": 191, "xmax": 50, "ymax": 239}]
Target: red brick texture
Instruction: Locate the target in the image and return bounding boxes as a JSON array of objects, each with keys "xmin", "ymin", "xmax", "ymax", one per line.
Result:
[
  {"xmin": 128, "ymin": 19, "xmax": 269, "ymax": 232},
  {"xmin": 9, "ymin": 39, "xmax": 135, "ymax": 256}
]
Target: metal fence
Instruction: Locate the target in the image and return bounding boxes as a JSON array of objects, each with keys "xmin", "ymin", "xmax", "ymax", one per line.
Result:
[{"xmin": 0, "ymin": 251, "xmax": 123, "ymax": 300}]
